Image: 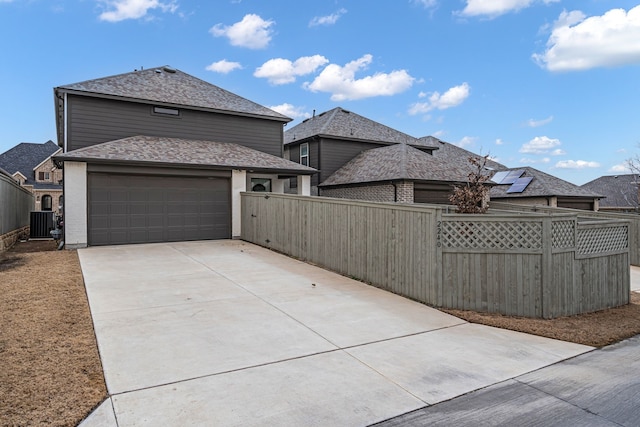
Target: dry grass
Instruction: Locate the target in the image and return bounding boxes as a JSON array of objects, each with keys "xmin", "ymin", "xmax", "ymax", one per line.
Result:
[
  {"xmin": 442, "ymin": 292, "xmax": 640, "ymax": 348},
  {"xmin": 1, "ymin": 240, "xmax": 639, "ymax": 425},
  {"xmin": 0, "ymin": 240, "xmax": 106, "ymax": 427}
]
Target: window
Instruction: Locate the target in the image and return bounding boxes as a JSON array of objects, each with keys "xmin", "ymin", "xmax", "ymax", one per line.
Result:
[
  {"xmin": 152, "ymin": 106, "xmax": 180, "ymax": 116},
  {"xmin": 41, "ymin": 195, "xmax": 52, "ymax": 211},
  {"xmin": 38, "ymin": 171, "xmax": 50, "ymax": 181},
  {"xmin": 251, "ymin": 178, "xmax": 271, "ymax": 192},
  {"xmin": 300, "ymin": 143, "xmax": 309, "ymax": 166}
]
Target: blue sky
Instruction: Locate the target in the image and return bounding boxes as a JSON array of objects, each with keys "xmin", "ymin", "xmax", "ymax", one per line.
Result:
[{"xmin": 1, "ymin": 0, "xmax": 639, "ymax": 185}]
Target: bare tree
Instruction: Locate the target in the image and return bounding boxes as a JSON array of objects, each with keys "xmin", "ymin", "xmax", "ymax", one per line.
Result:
[{"xmin": 449, "ymin": 155, "xmax": 491, "ymax": 214}]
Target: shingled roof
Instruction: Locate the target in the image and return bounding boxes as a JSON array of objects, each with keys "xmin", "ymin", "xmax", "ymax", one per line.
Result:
[
  {"xmin": 489, "ymin": 167, "xmax": 602, "ymax": 199},
  {"xmin": 55, "ymin": 66, "xmax": 290, "ymax": 122},
  {"xmin": 284, "ymin": 107, "xmax": 433, "ymax": 147},
  {"xmin": 581, "ymin": 174, "xmax": 639, "ymax": 208},
  {"xmin": 319, "ymin": 143, "xmax": 472, "ymax": 187},
  {"xmin": 0, "ymin": 140, "xmax": 60, "ymax": 186},
  {"xmin": 54, "ymin": 136, "xmax": 317, "ymax": 175},
  {"xmin": 421, "ymin": 136, "xmax": 508, "ymax": 171}
]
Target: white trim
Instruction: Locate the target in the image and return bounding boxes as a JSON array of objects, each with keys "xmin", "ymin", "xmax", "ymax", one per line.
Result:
[
  {"xmin": 300, "ymin": 142, "xmax": 309, "ymax": 166},
  {"xmin": 12, "ymin": 171, "xmax": 27, "ymax": 180},
  {"xmin": 33, "ymin": 148, "xmax": 62, "ymax": 171},
  {"xmin": 63, "ymin": 93, "xmax": 68, "ymax": 152},
  {"xmin": 297, "ymin": 175, "xmax": 311, "ymax": 196},
  {"xmin": 231, "ymin": 170, "xmax": 247, "ymax": 238},
  {"xmin": 64, "ymin": 161, "xmax": 87, "ymax": 248}
]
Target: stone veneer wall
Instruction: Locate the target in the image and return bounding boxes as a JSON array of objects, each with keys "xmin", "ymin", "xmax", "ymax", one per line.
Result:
[{"xmin": 0, "ymin": 226, "xmax": 29, "ymax": 253}]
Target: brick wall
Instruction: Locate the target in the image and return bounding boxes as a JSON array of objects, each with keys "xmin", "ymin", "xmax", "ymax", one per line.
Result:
[
  {"xmin": 321, "ymin": 181, "xmax": 415, "ymax": 204},
  {"xmin": 395, "ymin": 181, "xmax": 414, "ymax": 203}
]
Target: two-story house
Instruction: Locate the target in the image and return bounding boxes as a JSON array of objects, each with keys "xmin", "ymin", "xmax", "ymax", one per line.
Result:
[
  {"xmin": 53, "ymin": 66, "xmax": 316, "ymax": 248},
  {"xmin": 0, "ymin": 140, "xmax": 63, "ymax": 214}
]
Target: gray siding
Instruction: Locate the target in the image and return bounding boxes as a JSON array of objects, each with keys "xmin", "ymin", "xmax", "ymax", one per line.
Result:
[
  {"xmin": 319, "ymin": 138, "xmax": 385, "ymax": 183},
  {"xmin": 66, "ymin": 95, "xmax": 283, "ymax": 157},
  {"xmin": 414, "ymin": 183, "xmax": 454, "ymax": 205}
]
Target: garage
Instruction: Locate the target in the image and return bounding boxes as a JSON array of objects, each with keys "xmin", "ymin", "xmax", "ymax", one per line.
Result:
[{"xmin": 88, "ymin": 172, "xmax": 230, "ymax": 246}]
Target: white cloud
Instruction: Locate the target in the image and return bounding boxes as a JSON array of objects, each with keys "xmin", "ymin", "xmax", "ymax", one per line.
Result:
[
  {"xmin": 269, "ymin": 103, "xmax": 311, "ymax": 120},
  {"xmin": 495, "ymin": 138, "xmax": 504, "ymax": 145},
  {"xmin": 610, "ymin": 163, "xmax": 631, "ymax": 173},
  {"xmin": 534, "ymin": 6, "xmax": 640, "ymax": 71},
  {"xmin": 210, "ymin": 14, "xmax": 274, "ymax": 49},
  {"xmin": 408, "ymin": 82, "xmax": 470, "ymax": 115},
  {"xmin": 254, "ymin": 55, "xmax": 329, "ymax": 85},
  {"xmin": 520, "ymin": 157, "xmax": 551, "ymax": 164},
  {"xmin": 412, "ymin": 0, "xmax": 437, "ymax": 8},
  {"xmin": 205, "ymin": 59, "xmax": 242, "ymax": 74},
  {"xmin": 458, "ymin": 0, "xmax": 557, "ymax": 19},
  {"xmin": 457, "ymin": 136, "xmax": 477, "ymax": 148},
  {"xmin": 303, "ymin": 54, "xmax": 415, "ymax": 101},
  {"xmin": 519, "ymin": 136, "xmax": 561, "ymax": 154},
  {"xmin": 550, "ymin": 148, "xmax": 566, "ymax": 156},
  {"xmin": 99, "ymin": 0, "xmax": 177, "ymax": 22},
  {"xmin": 555, "ymin": 160, "xmax": 600, "ymax": 169},
  {"xmin": 526, "ymin": 115, "xmax": 553, "ymax": 127},
  {"xmin": 309, "ymin": 8, "xmax": 347, "ymax": 27}
]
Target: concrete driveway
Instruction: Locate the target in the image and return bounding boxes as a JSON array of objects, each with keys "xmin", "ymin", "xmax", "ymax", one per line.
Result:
[{"xmin": 78, "ymin": 240, "xmax": 591, "ymax": 427}]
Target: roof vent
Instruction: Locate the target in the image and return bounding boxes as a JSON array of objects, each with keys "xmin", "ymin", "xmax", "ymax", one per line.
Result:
[{"xmin": 163, "ymin": 66, "xmax": 177, "ymax": 73}]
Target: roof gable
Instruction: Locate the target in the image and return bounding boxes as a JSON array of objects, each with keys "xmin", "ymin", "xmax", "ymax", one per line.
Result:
[
  {"xmin": 0, "ymin": 140, "xmax": 59, "ymax": 184},
  {"xmin": 581, "ymin": 174, "xmax": 639, "ymax": 207},
  {"xmin": 56, "ymin": 66, "xmax": 290, "ymax": 122},
  {"xmin": 284, "ymin": 107, "xmax": 423, "ymax": 146},
  {"xmin": 319, "ymin": 143, "xmax": 472, "ymax": 186}
]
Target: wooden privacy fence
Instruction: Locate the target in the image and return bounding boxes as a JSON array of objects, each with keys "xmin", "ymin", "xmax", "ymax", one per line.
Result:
[
  {"xmin": 490, "ymin": 201, "xmax": 640, "ymax": 267},
  {"xmin": 1, "ymin": 171, "xmax": 33, "ymax": 235},
  {"xmin": 241, "ymin": 193, "xmax": 630, "ymax": 318}
]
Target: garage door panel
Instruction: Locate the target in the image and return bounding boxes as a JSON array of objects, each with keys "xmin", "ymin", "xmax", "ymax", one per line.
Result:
[{"xmin": 88, "ymin": 173, "xmax": 230, "ymax": 246}]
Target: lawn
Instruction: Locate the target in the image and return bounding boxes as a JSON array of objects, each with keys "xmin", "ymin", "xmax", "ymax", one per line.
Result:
[
  {"xmin": 0, "ymin": 240, "xmax": 106, "ymax": 427},
  {"xmin": 1, "ymin": 240, "xmax": 639, "ymax": 426}
]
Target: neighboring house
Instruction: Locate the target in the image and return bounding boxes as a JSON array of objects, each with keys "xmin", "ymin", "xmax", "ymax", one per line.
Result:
[
  {"xmin": 581, "ymin": 174, "xmax": 639, "ymax": 212},
  {"xmin": 0, "ymin": 140, "xmax": 63, "ymax": 214},
  {"xmin": 53, "ymin": 66, "xmax": 315, "ymax": 248},
  {"xmin": 284, "ymin": 107, "xmax": 437, "ymax": 195},
  {"xmin": 318, "ymin": 143, "xmax": 475, "ymax": 204},
  {"xmin": 489, "ymin": 167, "xmax": 602, "ymax": 211}
]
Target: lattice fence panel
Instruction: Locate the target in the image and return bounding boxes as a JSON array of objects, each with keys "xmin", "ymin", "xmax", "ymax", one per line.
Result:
[
  {"xmin": 441, "ymin": 220, "xmax": 542, "ymax": 249},
  {"xmin": 577, "ymin": 226, "xmax": 628, "ymax": 255},
  {"xmin": 552, "ymin": 220, "xmax": 575, "ymax": 249}
]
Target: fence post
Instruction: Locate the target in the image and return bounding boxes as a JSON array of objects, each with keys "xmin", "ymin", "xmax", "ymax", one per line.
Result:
[
  {"xmin": 541, "ymin": 216, "xmax": 553, "ymax": 318},
  {"xmin": 434, "ymin": 208, "xmax": 443, "ymax": 307}
]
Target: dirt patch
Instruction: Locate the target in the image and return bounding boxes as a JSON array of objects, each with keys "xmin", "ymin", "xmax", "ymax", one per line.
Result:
[
  {"xmin": 442, "ymin": 292, "xmax": 640, "ymax": 348},
  {"xmin": 0, "ymin": 241, "xmax": 106, "ymax": 427}
]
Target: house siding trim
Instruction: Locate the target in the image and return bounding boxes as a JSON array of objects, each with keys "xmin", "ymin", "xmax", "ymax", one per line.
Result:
[
  {"xmin": 232, "ymin": 170, "xmax": 246, "ymax": 238},
  {"xmin": 64, "ymin": 161, "xmax": 88, "ymax": 249}
]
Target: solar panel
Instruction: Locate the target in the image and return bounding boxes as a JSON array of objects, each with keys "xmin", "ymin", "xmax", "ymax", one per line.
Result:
[
  {"xmin": 506, "ymin": 176, "xmax": 534, "ymax": 193},
  {"xmin": 502, "ymin": 169, "xmax": 526, "ymax": 184},
  {"xmin": 490, "ymin": 169, "xmax": 525, "ymax": 184},
  {"xmin": 490, "ymin": 171, "xmax": 510, "ymax": 184}
]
